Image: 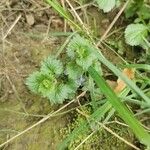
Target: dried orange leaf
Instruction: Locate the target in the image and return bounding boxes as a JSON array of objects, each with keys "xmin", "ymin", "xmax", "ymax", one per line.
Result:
[{"xmin": 114, "ymin": 68, "xmax": 135, "ymax": 93}]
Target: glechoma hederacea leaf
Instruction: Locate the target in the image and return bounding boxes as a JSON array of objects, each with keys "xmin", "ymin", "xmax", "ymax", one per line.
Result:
[{"xmin": 125, "ymin": 23, "xmax": 148, "ymax": 46}]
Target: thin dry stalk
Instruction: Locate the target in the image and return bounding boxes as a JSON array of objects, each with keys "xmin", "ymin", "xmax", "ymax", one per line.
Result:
[
  {"xmin": 96, "ymin": 0, "xmax": 130, "ymax": 46},
  {"xmin": 0, "ymin": 13, "xmax": 9, "ymax": 27},
  {"xmin": 73, "ymin": 131, "xmax": 96, "ymax": 150},
  {"xmin": 65, "ymin": 0, "xmax": 91, "ymax": 36},
  {"xmin": 61, "ymin": 0, "xmax": 67, "ymax": 32},
  {"xmin": 74, "ymin": 2, "xmax": 93, "ymax": 10},
  {"xmin": 2, "ymin": 14, "xmax": 21, "ymax": 40},
  {"xmin": 5, "ymin": 74, "xmax": 28, "ymax": 114},
  {"xmin": 42, "ymin": 17, "xmax": 53, "ymax": 42},
  {"xmin": 99, "ymin": 123, "xmax": 140, "ymax": 150},
  {"xmin": 76, "ymin": 110, "xmax": 140, "ymax": 150},
  {"xmin": 0, "ymin": 91, "xmax": 86, "ymax": 148}
]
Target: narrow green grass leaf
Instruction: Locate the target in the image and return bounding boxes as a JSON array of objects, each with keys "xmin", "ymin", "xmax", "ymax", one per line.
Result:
[
  {"xmin": 124, "ymin": 98, "xmax": 150, "ymax": 107},
  {"xmin": 88, "ymin": 66, "xmax": 150, "ymax": 147},
  {"xmin": 46, "ymin": 0, "xmax": 81, "ymax": 30},
  {"xmin": 95, "ymin": 50, "xmax": 150, "ymax": 105},
  {"xmin": 46, "ymin": 0, "xmax": 70, "ymax": 19},
  {"xmin": 122, "ymin": 64, "xmax": 150, "ymax": 71}
]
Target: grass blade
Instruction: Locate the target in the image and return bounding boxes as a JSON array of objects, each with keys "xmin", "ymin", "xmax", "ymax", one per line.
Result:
[
  {"xmin": 46, "ymin": 0, "xmax": 81, "ymax": 30},
  {"xmin": 122, "ymin": 64, "xmax": 150, "ymax": 71},
  {"xmin": 95, "ymin": 50, "xmax": 150, "ymax": 105},
  {"xmin": 88, "ymin": 66, "xmax": 150, "ymax": 147}
]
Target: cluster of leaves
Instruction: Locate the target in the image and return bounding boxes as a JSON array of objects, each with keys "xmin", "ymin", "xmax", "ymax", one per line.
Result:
[
  {"xmin": 26, "ymin": 56, "xmax": 75, "ymax": 104},
  {"xmin": 26, "ymin": 35, "xmax": 101, "ymax": 104},
  {"xmin": 95, "ymin": 0, "xmax": 150, "ymax": 54}
]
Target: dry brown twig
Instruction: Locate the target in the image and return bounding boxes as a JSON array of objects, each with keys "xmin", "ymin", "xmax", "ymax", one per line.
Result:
[
  {"xmin": 65, "ymin": 0, "xmax": 91, "ymax": 36},
  {"xmin": 5, "ymin": 74, "xmax": 28, "ymax": 114},
  {"xmin": 2, "ymin": 14, "xmax": 21, "ymax": 40},
  {"xmin": 96, "ymin": 0, "xmax": 130, "ymax": 46},
  {"xmin": 61, "ymin": 0, "xmax": 67, "ymax": 32}
]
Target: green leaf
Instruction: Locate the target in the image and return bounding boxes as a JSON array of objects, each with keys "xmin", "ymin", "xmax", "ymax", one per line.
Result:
[
  {"xmin": 46, "ymin": 0, "xmax": 81, "ymax": 30},
  {"xmin": 138, "ymin": 5, "xmax": 150, "ymax": 20},
  {"xmin": 26, "ymin": 71, "xmax": 41, "ymax": 94},
  {"xmin": 66, "ymin": 79, "xmax": 78, "ymax": 92},
  {"xmin": 125, "ymin": 0, "xmax": 150, "ymax": 20},
  {"xmin": 48, "ymin": 83, "xmax": 70, "ymax": 104},
  {"xmin": 76, "ymin": 54, "xmax": 96, "ymax": 70},
  {"xmin": 48, "ymin": 80, "xmax": 80, "ymax": 104},
  {"xmin": 41, "ymin": 56, "xmax": 63, "ymax": 76},
  {"xmin": 125, "ymin": 0, "xmax": 144, "ymax": 18},
  {"xmin": 67, "ymin": 35, "xmax": 97, "ymax": 70},
  {"xmin": 88, "ymin": 66, "xmax": 150, "ymax": 147},
  {"xmin": 95, "ymin": 0, "xmax": 116, "ymax": 13},
  {"xmin": 67, "ymin": 34, "xmax": 88, "ymax": 58},
  {"xmin": 66, "ymin": 62, "xmax": 83, "ymax": 80},
  {"xmin": 46, "ymin": 0, "xmax": 70, "ymax": 19},
  {"xmin": 26, "ymin": 71, "xmax": 57, "ymax": 96},
  {"xmin": 125, "ymin": 24, "xmax": 148, "ymax": 46},
  {"xmin": 92, "ymin": 61, "xmax": 103, "ymax": 75}
]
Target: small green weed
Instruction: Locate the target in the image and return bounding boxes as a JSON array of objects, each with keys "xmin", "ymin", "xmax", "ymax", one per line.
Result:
[
  {"xmin": 26, "ymin": 34, "xmax": 150, "ymax": 149},
  {"xmin": 26, "ymin": 0, "xmax": 150, "ymax": 149},
  {"xmin": 26, "ymin": 35, "xmax": 101, "ymax": 104},
  {"xmin": 96, "ymin": 0, "xmax": 150, "ymax": 53}
]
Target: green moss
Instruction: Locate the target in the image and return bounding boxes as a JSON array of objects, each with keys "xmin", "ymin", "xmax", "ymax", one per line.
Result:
[{"xmin": 59, "ymin": 107, "xmax": 134, "ymax": 150}]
